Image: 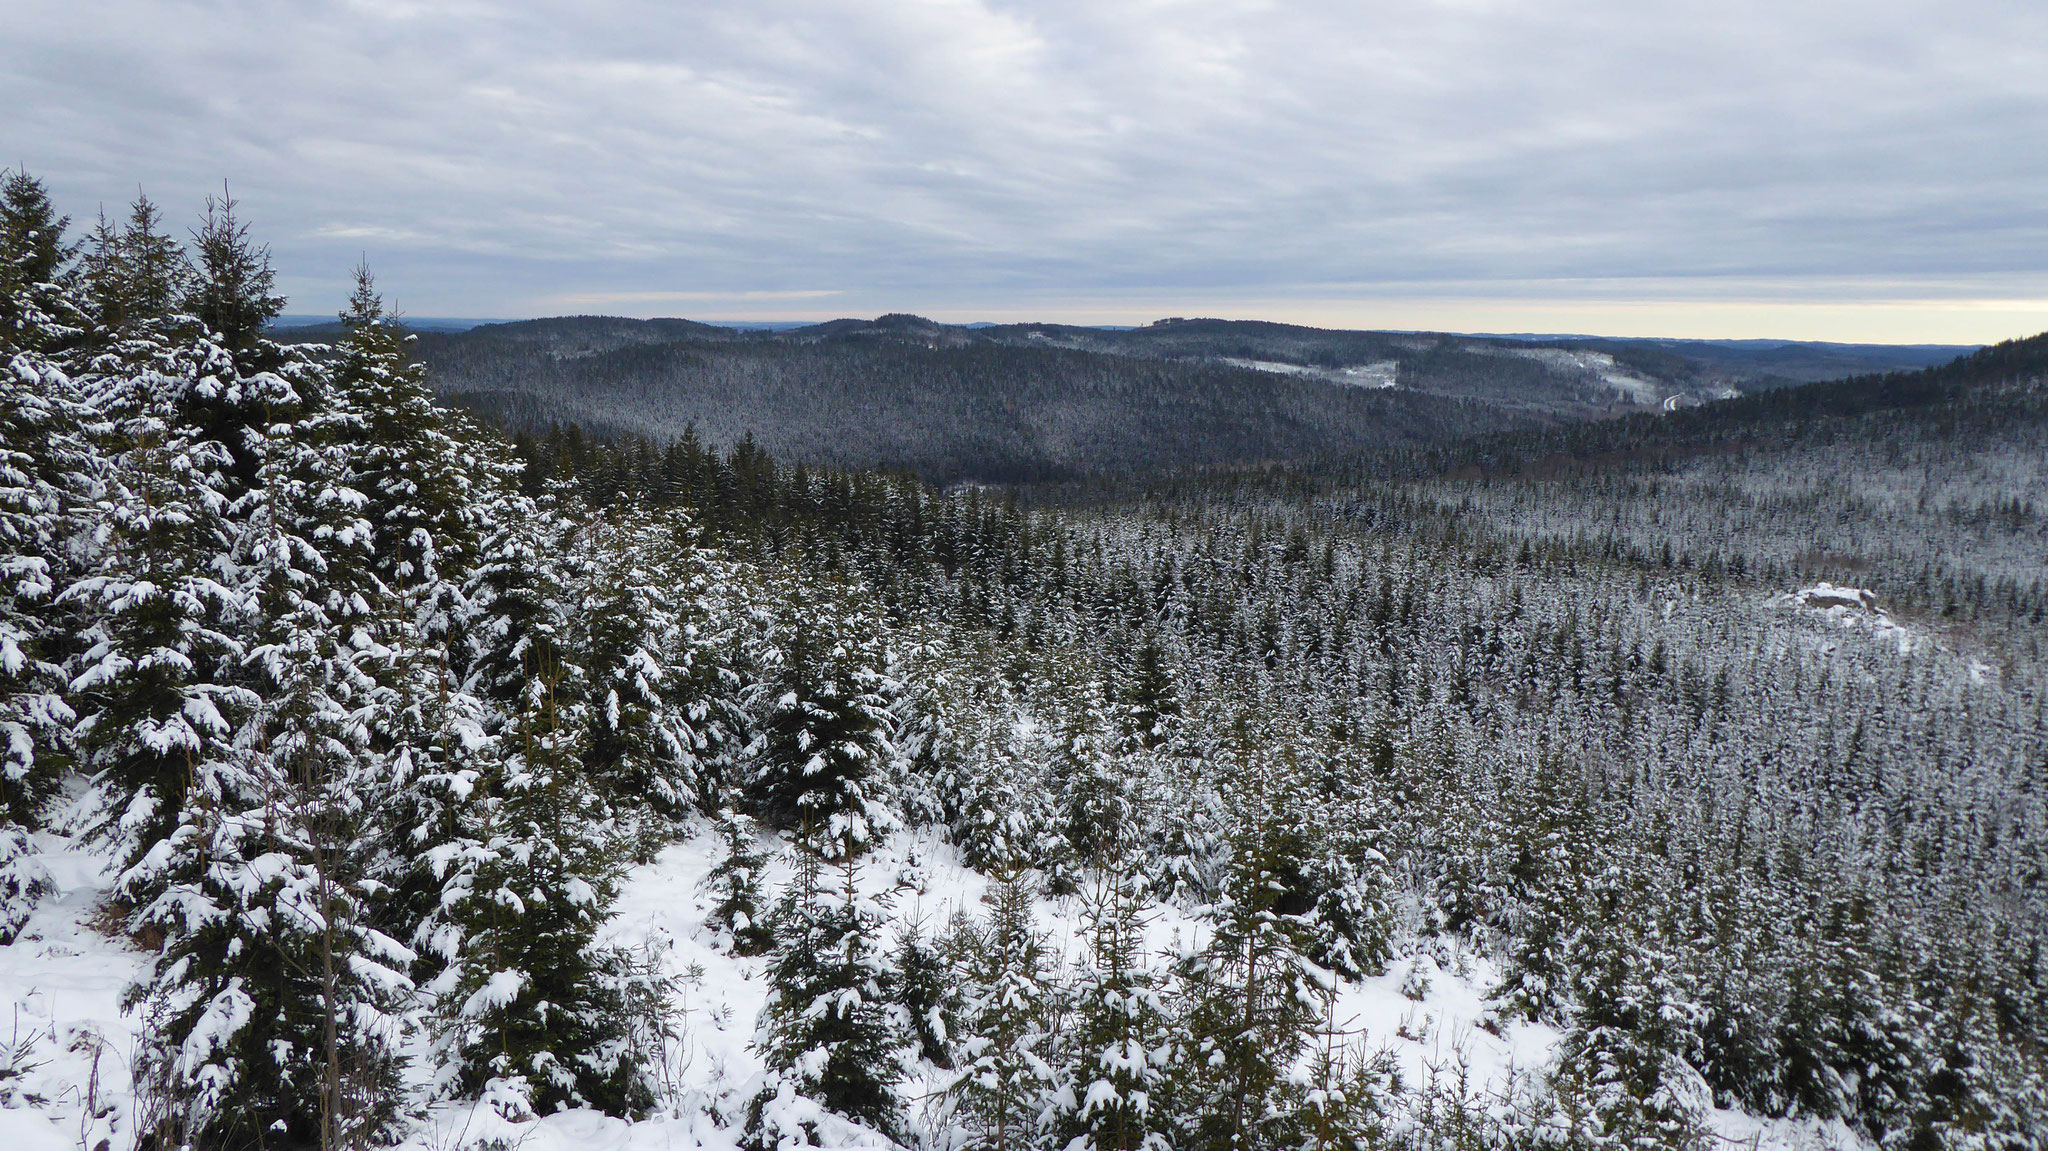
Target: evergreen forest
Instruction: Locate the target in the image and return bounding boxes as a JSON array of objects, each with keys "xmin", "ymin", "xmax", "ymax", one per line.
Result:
[{"xmin": 2, "ymin": 170, "xmax": 2043, "ymax": 1151}]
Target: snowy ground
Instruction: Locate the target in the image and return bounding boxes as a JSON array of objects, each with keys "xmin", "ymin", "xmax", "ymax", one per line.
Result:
[
  {"xmin": 0, "ymin": 820, "xmax": 1870, "ymax": 1151},
  {"xmin": 0, "ymin": 830, "xmax": 145, "ymax": 1151}
]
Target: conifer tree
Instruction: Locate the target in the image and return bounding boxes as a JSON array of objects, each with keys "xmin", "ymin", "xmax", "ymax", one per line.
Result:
[
  {"xmin": 934, "ymin": 669, "xmax": 1055, "ymax": 873},
  {"xmin": 1051, "ymin": 676, "xmax": 1127, "ymax": 878},
  {"xmin": 182, "ymin": 189, "xmax": 284, "ymax": 367},
  {"xmin": 890, "ymin": 911, "xmax": 960, "ymax": 1068},
  {"xmin": 951, "ymin": 863, "xmax": 1061, "ymax": 1151},
  {"xmin": 1295, "ymin": 1000, "xmax": 1397, "ymax": 1151},
  {"xmin": 70, "ymin": 191, "xmax": 312, "ymax": 892},
  {"xmin": 327, "ymin": 264, "xmax": 490, "ymax": 625},
  {"xmin": 1297, "ymin": 838, "xmax": 1392, "ymax": 983},
  {"xmin": 69, "ymin": 327, "xmax": 261, "ymax": 870},
  {"xmin": 1492, "ymin": 753, "xmax": 1591, "ymax": 1023},
  {"xmin": 322, "ymin": 265, "xmax": 505, "ymax": 961},
  {"xmin": 749, "ymin": 846, "xmax": 905, "ymax": 1147},
  {"xmin": 885, "ymin": 629, "xmax": 973, "ymax": 831},
  {"xmin": 120, "ymin": 310, "xmax": 415, "ymax": 1150},
  {"xmin": 0, "ymin": 168, "xmax": 80, "ymax": 356},
  {"xmin": 423, "ymin": 506, "xmax": 656, "ymax": 1117},
  {"xmin": 744, "ymin": 582, "xmax": 896, "ymax": 855},
  {"xmin": 0, "ymin": 197, "xmax": 95, "ymax": 939},
  {"xmin": 174, "ymin": 190, "xmax": 287, "ymax": 497},
  {"xmin": 1121, "ymin": 637, "xmax": 1179, "ymax": 753},
  {"xmin": 704, "ymin": 806, "xmax": 774, "ymax": 956},
  {"xmin": 1546, "ymin": 867, "xmax": 1707, "ymax": 1151},
  {"xmin": 77, "ymin": 193, "xmax": 191, "ymax": 340},
  {"xmin": 1056, "ymin": 860, "xmax": 1173, "ymax": 1151},
  {"xmin": 1170, "ymin": 723, "xmax": 1326, "ymax": 1151},
  {"xmin": 577, "ymin": 514, "xmax": 727, "ymax": 836}
]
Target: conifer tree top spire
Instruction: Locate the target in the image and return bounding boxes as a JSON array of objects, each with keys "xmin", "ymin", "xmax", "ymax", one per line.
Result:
[
  {"xmin": 78, "ymin": 192, "xmax": 191, "ymax": 338},
  {"xmin": 341, "ymin": 258, "xmax": 384, "ymax": 330},
  {"xmin": 0, "ymin": 169, "xmax": 72, "ymax": 289},
  {"xmin": 0, "ymin": 167, "xmax": 81, "ymax": 356},
  {"xmin": 182, "ymin": 184, "xmax": 284, "ymax": 358}
]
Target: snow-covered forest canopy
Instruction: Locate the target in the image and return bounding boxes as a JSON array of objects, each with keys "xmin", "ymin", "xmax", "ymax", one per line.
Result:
[{"xmin": 2, "ymin": 170, "xmax": 2044, "ymax": 1151}]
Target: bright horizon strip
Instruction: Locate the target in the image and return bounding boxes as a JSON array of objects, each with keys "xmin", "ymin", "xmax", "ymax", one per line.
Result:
[{"xmin": 507, "ymin": 297, "xmax": 2048, "ymax": 347}]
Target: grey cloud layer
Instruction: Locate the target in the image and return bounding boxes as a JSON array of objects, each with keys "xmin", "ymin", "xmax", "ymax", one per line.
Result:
[{"xmin": 6, "ymin": 0, "xmax": 2045, "ymax": 316}]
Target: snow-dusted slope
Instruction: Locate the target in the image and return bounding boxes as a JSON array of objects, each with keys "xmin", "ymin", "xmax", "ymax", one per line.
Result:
[
  {"xmin": 0, "ymin": 822, "xmax": 1873, "ymax": 1151},
  {"xmin": 0, "ymin": 832, "xmax": 146, "ymax": 1151}
]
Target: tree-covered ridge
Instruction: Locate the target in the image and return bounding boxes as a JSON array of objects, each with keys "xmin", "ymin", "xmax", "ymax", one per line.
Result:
[
  {"xmin": 2, "ymin": 169, "xmax": 2044, "ymax": 1151},
  {"xmin": 384, "ymin": 314, "xmax": 1977, "ymax": 484}
]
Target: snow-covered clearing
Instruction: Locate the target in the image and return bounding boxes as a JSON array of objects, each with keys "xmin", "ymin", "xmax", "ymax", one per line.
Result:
[
  {"xmin": 1335, "ymin": 361, "xmax": 1399, "ymax": 389},
  {"xmin": 1502, "ymin": 348, "xmax": 1662, "ymax": 405},
  {"xmin": 1776, "ymin": 582, "xmax": 1927, "ymax": 658},
  {"xmin": 0, "ymin": 821, "xmax": 1869, "ymax": 1151},
  {"xmin": 1219, "ymin": 359, "xmax": 1399, "ymax": 389}
]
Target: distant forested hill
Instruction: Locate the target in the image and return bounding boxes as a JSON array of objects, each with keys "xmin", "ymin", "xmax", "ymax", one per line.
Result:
[
  {"xmin": 412, "ymin": 322, "xmax": 1524, "ymax": 484},
  {"xmin": 342, "ymin": 313, "xmax": 1971, "ymax": 483},
  {"xmin": 1392, "ymin": 331, "xmax": 2048, "ymax": 477}
]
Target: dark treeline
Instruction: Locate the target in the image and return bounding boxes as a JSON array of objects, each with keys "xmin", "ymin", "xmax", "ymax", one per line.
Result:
[
  {"xmin": 425, "ymin": 327, "xmax": 1532, "ymax": 485},
  {"xmin": 398, "ymin": 314, "xmax": 1977, "ymax": 484}
]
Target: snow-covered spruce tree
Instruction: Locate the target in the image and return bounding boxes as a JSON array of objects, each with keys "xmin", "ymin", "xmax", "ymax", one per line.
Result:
[
  {"xmin": 885, "ymin": 628, "xmax": 974, "ymax": 832},
  {"xmin": 456, "ymin": 484, "xmax": 563, "ymax": 710},
  {"xmin": 1149, "ymin": 752, "xmax": 1228, "ymax": 909},
  {"xmin": 180, "ymin": 189, "xmax": 285, "ymax": 371},
  {"xmin": 326, "ymin": 264, "xmax": 490, "ymax": 641},
  {"xmin": 748, "ymin": 844, "xmax": 906, "ymax": 1148},
  {"xmin": 0, "ymin": 167, "xmax": 84, "ymax": 357},
  {"xmin": 1296, "ymin": 834, "xmax": 1392, "ymax": 984},
  {"xmin": 950, "ymin": 862, "xmax": 1062, "ymax": 1151},
  {"xmin": 1049, "ymin": 675, "xmax": 1128, "ymax": 885},
  {"xmin": 742, "ymin": 577, "xmax": 896, "ymax": 854},
  {"xmin": 320, "ymin": 266, "xmax": 506, "ymax": 964},
  {"xmin": 936, "ymin": 671, "xmax": 1056, "ymax": 874},
  {"xmin": 1899, "ymin": 939, "xmax": 2048, "ymax": 1151},
  {"xmin": 424, "ymin": 505, "xmax": 659, "ymax": 1118},
  {"xmin": 1289, "ymin": 707, "xmax": 1395, "ymax": 982},
  {"xmin": 0, "ymin": 354, "xmax": 70, "ymax": 942},
  {"xmin": 151, "ymin": 190, "xmax": 290, "ymax": 513},
  {"xmin": 890, "ymin": 910, "xmax": 960, "ymax": 1069},
  {"xmin": 1168, "ymin": 720, "xmax": 1327, "ymax": 1151},
  {"xmin": 1490, "ymin": 750, "xmax": 1593, "ymax": 1024},
  {"xmin": 1118, "ymin": 635, "xmax": 1179, "ymax": 753},
  {"xmin": 1545, "ymin": 866, "xmax": 1708, "ymax": 1151},
  {"xmin": 130, "ymin": 383, "xmax": 417, "ymax": 1149},
  {"xmin": 71, "ymin": 201, "xmax": 349, "ymax": 993},
  {"xmin": 704, "ymin": 806, "xmax": 774, "ymax": 956},
  {"xmin": 743, "ymin": 581, "xmax": 907, "ymax": 1145},
  {"xmin": 1054, "ymin": 858, "xmax": 1173, "ymax": 1151},
  {"xmin": 577, "ymin": 513, "xmax": 728, "ymax": 846},
  {"xmin": 0, "ymin": 173, "xmax": 97, "ymax": 940},
  {"xmin": 66, "ymin": 247, "xmax": 281, "ymax": 877},
  {"xmin": 236, "ymin": 336, "xmax": 422, "ymax": 1150},
  {"xmin": 1769, "ymin": 887, "xmax": 1924, "ymax": 1140}
]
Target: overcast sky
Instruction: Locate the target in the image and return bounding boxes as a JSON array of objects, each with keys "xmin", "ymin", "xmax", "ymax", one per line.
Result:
[{"xmin": 6, "ymin": 0, "xmax": 2046, "ymax": 341}]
